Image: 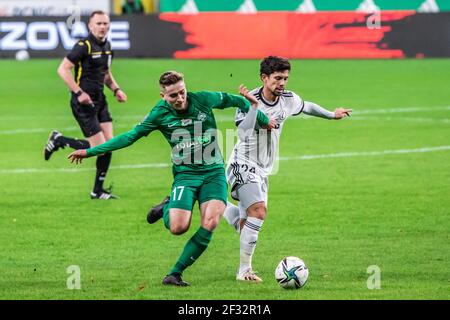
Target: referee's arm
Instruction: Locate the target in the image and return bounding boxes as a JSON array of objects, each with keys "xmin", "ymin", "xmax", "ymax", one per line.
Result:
[
  {"xmin": 104, "ymin": 69, "xmax": 127, "ymax": 102},
  {"xmin": 57, "ymin": 57, "xmax": 93, "ymax": 105}
]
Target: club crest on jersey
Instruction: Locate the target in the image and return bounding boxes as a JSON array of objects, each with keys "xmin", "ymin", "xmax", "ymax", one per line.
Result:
[
  {"xmin": 181, "ymin": 119, "xmax": 193, "ymax": 126},
  {"xmin": 277, "ymin": 110, "xmax": 287, "ymax": 121},
  {"xmin": 197, "ymin": 112, "xmax": 207, "ymax": 121}
]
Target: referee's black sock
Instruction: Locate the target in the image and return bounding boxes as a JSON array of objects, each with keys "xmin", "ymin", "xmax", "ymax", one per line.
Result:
[
  {"xmin": 93, "ymin": 152, "xmax": 112, "ymax": 193},
  {"xmin": 56, "ymin": 136, "xmax": 90, "ymax": 150}
]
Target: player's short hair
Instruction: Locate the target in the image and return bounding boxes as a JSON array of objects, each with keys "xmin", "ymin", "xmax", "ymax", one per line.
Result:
[
  {"xmin": 159, "ymin": 71, "xmax": 184, "ymax": 90},
  {"xmin": 260, "ymin": 56, "xmax": 291, "ymax": 76},
  {"xmin": 88, "ymin": 10, "xmax": 108, "ymax": 23}
]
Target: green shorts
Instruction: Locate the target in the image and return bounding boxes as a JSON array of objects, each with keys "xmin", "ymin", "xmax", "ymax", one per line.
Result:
[{"xmin": 168, "ymin": 167, "xmax": 227, "ymax": 212}]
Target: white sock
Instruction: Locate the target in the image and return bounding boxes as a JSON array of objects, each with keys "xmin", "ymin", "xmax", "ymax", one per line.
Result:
[
  {"xmin": 223, "ymin": 201, "xmax": 240, "ymax": 233},
  {"xmin": 239, "ymin": 217, "xmax": 264, "ymax": 274}
]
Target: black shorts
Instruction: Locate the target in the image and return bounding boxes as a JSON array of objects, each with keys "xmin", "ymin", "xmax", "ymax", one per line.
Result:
[{"xmin": 70, "ymin": 92, "xmax": 113, "ymax": 138}]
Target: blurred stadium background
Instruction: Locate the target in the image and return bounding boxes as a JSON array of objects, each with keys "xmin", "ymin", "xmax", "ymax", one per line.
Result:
[
  {"xmin": 0, "ymin": 0, "xmax": 449, "ymax": 300},
  {"xmin": 1, "ymin": 0, "xmax": 450, "ymax": 59}
]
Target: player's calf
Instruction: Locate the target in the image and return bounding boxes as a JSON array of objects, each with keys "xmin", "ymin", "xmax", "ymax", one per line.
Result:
[{"xmin": 223, "ymin": 201, "xmax": 241, "ymax": 233}]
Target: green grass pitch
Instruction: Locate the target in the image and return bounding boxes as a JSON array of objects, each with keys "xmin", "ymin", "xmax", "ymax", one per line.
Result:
[{"xmin": 0, "ymin": 59, "xmax": 449, "ymax": 299}]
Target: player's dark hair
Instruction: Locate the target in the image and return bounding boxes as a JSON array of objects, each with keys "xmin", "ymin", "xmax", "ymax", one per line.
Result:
[
  {"xmin": 260, "ymin": 56, "xmax": 291, "ymax": 76},
  {"xmin": 159, "ymin": 71, "xmax": 184, "ymax": 90},
  {"xmin": 89, "ymin": 10, "xmax": 108, "ymax": 23}
]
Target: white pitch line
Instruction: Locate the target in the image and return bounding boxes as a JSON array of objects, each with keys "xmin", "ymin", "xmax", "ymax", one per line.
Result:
[
  {"xmin": 0, "ymin": 163, "xmax": 170, "ymax": 174},
  {"xmin": 1, "ymin": 115, "xmax": 448, "ymax": 136},
  {"xmin": 1, "ymin": 106, "xmax": 449, "ymax": 135},
  {"xmin": 0, "ymin": 124, "xmax": 131, "ymax": 135},
  {"xmin": 1, "ymin": 115, "xmax": 449, "ymax": 135},
  {"xmin": 277, "ymin": 146, "xmax": 450, "ymax": 161},
  {"xmin": 344, "ymin": 116, "xmax": 450, "ymax": 124},
  {"xmin": 352, "ymin": 106, "xmax": 450, "ymax": 115},
  {"xmin": 1, "ymin": 146, "xmax": 449, "ymax": 175},
  {"xmin": 0, "ymin": 126, "xmax": 80, "ymax": 135}
]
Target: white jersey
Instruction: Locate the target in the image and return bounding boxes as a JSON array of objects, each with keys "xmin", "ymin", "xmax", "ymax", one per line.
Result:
[{"xmin": 228, "ymin": 87, "xmax": 304, "ymax": 178}]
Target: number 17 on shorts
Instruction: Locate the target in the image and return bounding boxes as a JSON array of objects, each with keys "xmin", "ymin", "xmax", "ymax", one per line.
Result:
[
  {"xmin": 170, "ymin": 185, "xmax": 195, "ymax": 211},
  {"xmin": 172, "ymin": 186, "xmax": 185, "ymax": 201}
]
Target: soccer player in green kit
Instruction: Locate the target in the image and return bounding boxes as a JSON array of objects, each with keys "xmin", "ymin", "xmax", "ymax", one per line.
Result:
[{"xmin": 68, "ymin": 71, "xmax": 274, "ymax": 286}]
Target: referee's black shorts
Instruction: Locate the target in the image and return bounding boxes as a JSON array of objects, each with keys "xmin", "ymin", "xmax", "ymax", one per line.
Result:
[{"xmin": 70, "ymin": 92, "xmax": 113, "ymax": 138}]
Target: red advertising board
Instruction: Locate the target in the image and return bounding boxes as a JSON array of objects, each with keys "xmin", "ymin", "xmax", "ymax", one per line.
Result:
[{"xmin": 160, "ymin": 12, "xmax": 449, "ymax": 59}]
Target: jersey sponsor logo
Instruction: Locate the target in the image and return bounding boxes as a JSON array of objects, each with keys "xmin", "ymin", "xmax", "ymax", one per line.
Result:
[
  {"xmin": 181, "ymin": 119, "xmax": 192, "ymax": 126},
  {"xmin": 92, "ymin": 54, "xmax": 101, "ymax": 59},
  {"xmin": 171, "ymin": 128, "xmax": 218, "ymax": 165},
  {"xmin": 173, "ymin": 132, "xmax": 212, "ymax": 152}
]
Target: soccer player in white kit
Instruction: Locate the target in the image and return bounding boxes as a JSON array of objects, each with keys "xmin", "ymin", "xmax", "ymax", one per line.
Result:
[{"xmin": 224, "ymin": 56, "xmax": 353, "ymax": 282}]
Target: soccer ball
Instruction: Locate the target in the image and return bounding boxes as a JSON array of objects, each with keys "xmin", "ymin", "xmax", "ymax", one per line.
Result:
[
  {"xmin": 275, "ymin": 256, "xmax": 309, "ymax": 289},
  {"xmin": 15, "ymin": 50, "xmax": 30, "ymax": 61}
]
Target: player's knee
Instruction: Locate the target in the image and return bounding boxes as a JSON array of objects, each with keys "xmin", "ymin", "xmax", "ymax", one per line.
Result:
[
  {"xmin": 247, "ymin": 202, "xmax": 267, "ymax": 220},
  {"xmin": 201, "ymin": 201, "xmax": 225, "ymax": 231},
  {"xmin": 202, "ymin": 216, "xmax": 220, "ymax": 231},
  {"xmin": 170, "ymin": 224, "xmax": 189, "ymax": 235}
]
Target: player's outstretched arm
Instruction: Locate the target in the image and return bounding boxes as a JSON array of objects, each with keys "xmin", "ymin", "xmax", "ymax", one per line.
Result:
[
  {"xmin": 334, "ymin": 108, "xmax": 353, "ymax": 119},
  {"xmin": 238, "ymin": 84, "xmax": 258, "ymax": 108},
  {"xmin": 236, "ymin": 85, "xmax": 258, "ymax": 139},
  {"xmin": 303, "ymin": 101, "xmax": 352, "ymax": 120},
  {"xmin": 238, "ymin": 85, "xmax": 276, "ymax": 130},
  {"xmin": 238, "ymin": 84, "xmax": 277, "ymax": 130},
  {"xmin": 67, "ymin": 127, "xmax": 151, "ymax": 165},
  {"xmin": 202, "ymin": 90, "xmax": 271, "ymax": 127},
  {"xmin": 68, "ymin": 149, "xmax": 87, "ymax": 164}
]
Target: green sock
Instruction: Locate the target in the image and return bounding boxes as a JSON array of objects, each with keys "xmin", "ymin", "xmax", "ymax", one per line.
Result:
[
  {"xmin": 169, "ymin": 227, "xmax": 213, "ymax": 275},
  {"xmin": 163, "ymin": 202, "xmax": 170, "ymax": 230}
]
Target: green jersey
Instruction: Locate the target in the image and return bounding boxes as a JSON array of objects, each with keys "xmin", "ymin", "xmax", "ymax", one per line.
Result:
[{"xmin": 86, "ymin": 91, "xmax": 269, "ymax": 174}]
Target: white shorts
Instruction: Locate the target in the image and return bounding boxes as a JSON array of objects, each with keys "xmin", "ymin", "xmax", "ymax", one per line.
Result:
[{"xmin": 227, "ymin": 162, "xmax": 269, "ymax": 219}]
